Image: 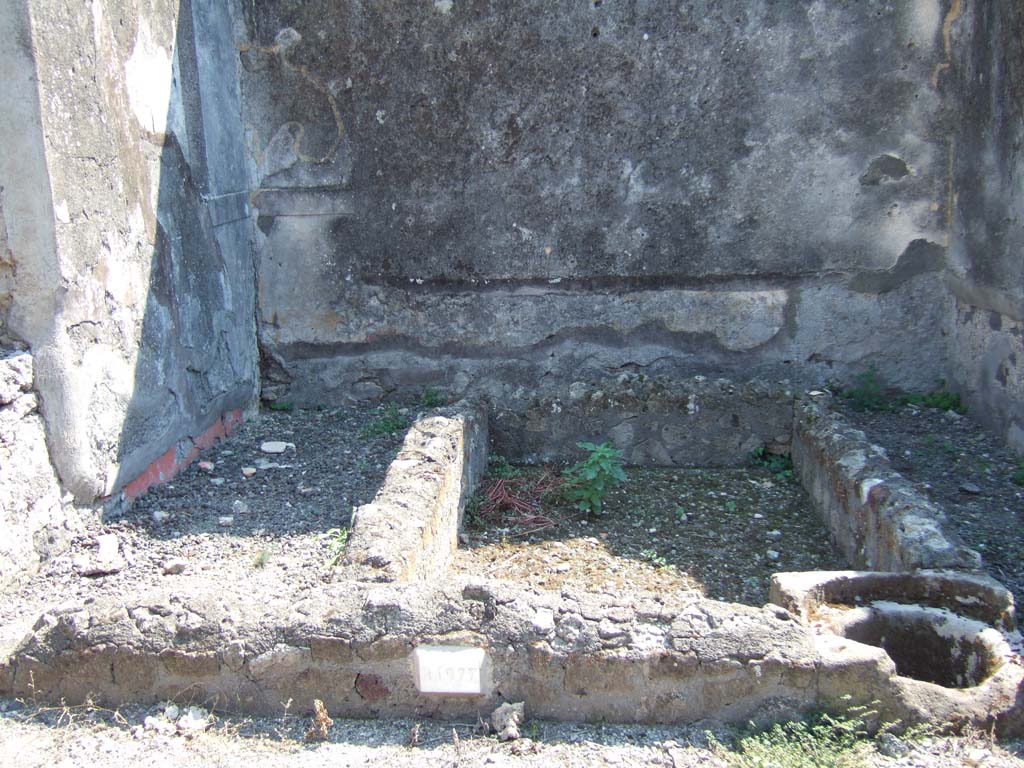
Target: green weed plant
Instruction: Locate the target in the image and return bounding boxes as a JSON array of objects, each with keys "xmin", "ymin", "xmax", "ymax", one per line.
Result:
[
  {"xmin": 358, "ymin": 404, "xmax": 410, "ymax": 438},
  {"xmin": 562, "ymin": 441, "xmax": 626, "ymax": 515}
]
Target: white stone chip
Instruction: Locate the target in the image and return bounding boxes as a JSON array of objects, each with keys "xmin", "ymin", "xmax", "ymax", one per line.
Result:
[
  {"xmin": 176, "ymin": 706, "xmax": 210, "ymax": 732},
  {"xmin": 96, "ymin": 534, "xmax": 119, "ymax": 561},
  {"xmin": 260, "ymin": 441, "xmax": 295, "ymax": 454}
]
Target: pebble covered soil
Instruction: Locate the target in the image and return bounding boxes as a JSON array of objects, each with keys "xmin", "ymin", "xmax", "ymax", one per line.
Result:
[
  {"xmin": 0, "ymin": 699, "xmax": 1022, "ymax": 768},
  {"xmin": 0, "ymin": 404, "xmax": 409, "ymax": 636},
  {"xmin": 834, "ymin": 399, "xmax": 1024, "ymax": 609},
  {"xmin": 454, "ymin": 465, "xmax": 847, "ymax": 606}
]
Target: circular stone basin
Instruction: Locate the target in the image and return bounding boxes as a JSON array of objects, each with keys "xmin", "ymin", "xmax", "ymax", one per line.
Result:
[{"xmin": 831, "ymin": 602, "xmax": 1008, "ymax": 689}]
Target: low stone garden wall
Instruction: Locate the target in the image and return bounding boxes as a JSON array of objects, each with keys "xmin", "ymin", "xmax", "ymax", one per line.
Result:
[
  {"xmin": 2, "ymin": 387, "xmax": 1023, "ymax": 735},
  {"xmin": 792, "ymin": 394, "xmax": 982, "ymax": 571}
]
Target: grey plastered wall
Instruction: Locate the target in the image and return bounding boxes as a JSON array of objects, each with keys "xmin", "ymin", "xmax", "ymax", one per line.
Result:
[
  {"xmin": 947, "ymin": 2, "xmax": 1024, "ymax": 452},
  {"xmin": 242, "ymin": 1, "xmax": 954, "ymax": 407},
  {"xmin": 0, "ymin": 0, "xmax": 258, "ymax": 505}
]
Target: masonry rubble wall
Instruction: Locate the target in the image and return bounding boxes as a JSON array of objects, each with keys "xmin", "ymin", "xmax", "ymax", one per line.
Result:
[
  {"xmin": 344, "ymin": 403, "xmax": 488, "ymax": 582},
  {"xmin": 491, "ymin": 374, "xmax": 795, "ymax": 467},
  {"xmin": 792, "ymin": 395, "xmax": 981, "ymax": 572},
  {"xmin": 0, "ymin": 349, "xmax": 77, "ymax": 587},
  {"xmin": 2, "ymin": 576, "xmax": 1022, "ymax": 734}
]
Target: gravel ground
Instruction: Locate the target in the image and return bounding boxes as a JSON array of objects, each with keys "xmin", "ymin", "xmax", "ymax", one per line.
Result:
[
  {"xmin": 455, "ymin": 466, "xmax": 846, "ymax": 606},
  {"xmin": 0, "ymin": 404, "xmax": 408, "ymax": 639},
  {"xmin": 833, "ymin": 400, "xmax": 1024, "ymax": 608},
  {"xmin": 0, "ymin": 698, "xmax": 1022, "ymax": 768}
]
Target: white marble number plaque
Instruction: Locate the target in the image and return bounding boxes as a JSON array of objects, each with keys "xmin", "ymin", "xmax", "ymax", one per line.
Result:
[{"xmin": 412, "ymin": 645, "xmax": 487, "ymax": 695}]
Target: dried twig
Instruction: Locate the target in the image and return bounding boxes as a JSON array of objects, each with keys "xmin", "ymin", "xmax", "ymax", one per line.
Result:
[{"xmin": 304, "ymin": 699, "xmax": 333, "ymax": 742}]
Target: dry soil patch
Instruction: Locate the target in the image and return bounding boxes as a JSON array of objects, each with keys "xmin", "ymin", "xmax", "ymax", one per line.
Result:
[{"xmin": 455, "ymin": 466, "xmax": 847, "ymax": 606}]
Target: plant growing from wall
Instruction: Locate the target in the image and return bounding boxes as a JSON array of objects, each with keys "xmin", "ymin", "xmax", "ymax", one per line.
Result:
[
  {"xmin": 323, "ymin": 527, "xmax": 349, "ymax": 567},
  {"xmin": 562, "ymin": 441, "xmax": 626, "ymax": 515}
]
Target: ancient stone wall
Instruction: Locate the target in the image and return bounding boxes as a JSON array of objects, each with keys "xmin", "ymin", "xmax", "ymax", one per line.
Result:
[
  {"xmin": 947, "ymin": 2, "xmax": 1024, "ymax": 451},
  {"xmin": 0, "ymin": 199, "xmax": 12, "ymax": 344},
  {"xmin": 0, "ymin": 349, "xmax": 74, "ymax": 587},
  {"xmin": 241, "ymin": 1, "xmax": 954, "ymax": 407},
  {"xmin": 0, "ymin": 0, "xmax": 258, "ymax": 507}
]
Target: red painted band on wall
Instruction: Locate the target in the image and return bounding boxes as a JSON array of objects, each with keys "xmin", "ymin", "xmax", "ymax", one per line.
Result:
[{"xmin": 121, "ymin": 408, "xmax": 244, "ymax": 502}]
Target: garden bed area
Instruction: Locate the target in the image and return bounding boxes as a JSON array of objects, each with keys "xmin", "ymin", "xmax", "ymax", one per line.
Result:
[
  {"xmin": 3, "ymin": 388, "xmax": 1024, "ymax": 735},
  {"xmin": 454, "ymin": 464, "xmax": 847, "ymax": 606},
  {"xmin": 831, "ymin": 393, "xmax": 1024, "ymax": 608},
  {"xmin": 0, "ymin": 403, "xmax": 410, "ymax": 647}
]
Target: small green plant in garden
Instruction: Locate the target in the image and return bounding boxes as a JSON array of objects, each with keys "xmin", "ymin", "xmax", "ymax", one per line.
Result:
[
  {"xmin": 641, "ymin": 548, "xmax": 670, "ymax": 569},
  {"xmin": 843, "ymin": 365, "xmax": 894, "ymax": 412},
  {"xmin": 420, "ymin": 387, "xmax": 446, "ymax": 407},
  {"xmin": 488, "ymin": 454, "xmax": 522, "ymax": 479},
  {"xmin": 562, "ymin": 441, "xmax": 626, "ymax": 515},
  {"xmin": 358, "ymin": 404, "xmax": 410, "ymax": 438},
  {"xmin": 268, "ymin": 400, "xmax": 294, "ymax": 412},
  {"xmin": 748, "ymin": 446, "xmax": 796, "ymax": 483},
  {"xmin": 463, "ymin": 493, "xmax": 482, "ymax": 526},
  {"xmin": 709, "ymin": 710, "xmax": 876, "ymax": 768},
  {"xmin": 844, "ymin": 367, "xmax": 967, "ymax": 415},
  {"xmin": 901, "ymin": 380, "xmax": 966, "ymax": 414},
  {"xmin": 323, "ymin": 527, "xmax": 349, "ymax": 567}
]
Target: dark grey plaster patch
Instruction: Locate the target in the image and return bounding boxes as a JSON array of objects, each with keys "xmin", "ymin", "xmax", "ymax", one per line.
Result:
[
  {"xmin": 859, "ymin": 154, "xmax": 909, "ymax": 186},
  {"xmin": 848, "ymin": 239, "xmax": 944, "ymax": 294},
  {"xmin": 273, "ymin": 322, "xmax": 741, "ymax": 364}
]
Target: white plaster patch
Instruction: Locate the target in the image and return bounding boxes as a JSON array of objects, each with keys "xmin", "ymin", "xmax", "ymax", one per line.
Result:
[
  {"xmin": 908, "ymin": 0, "xmax": 942, "ymax": 49},
  {"xmin": 90, "ymin": 0, "xmax": 103, "ymax": 50},
  {"xmin": 631, "ymin": 622, "xmax": 669, "ymax": 652},
  {"xmin": 858, "ymin": 477, "xmax": 885, "ymax": 505},
  {"xmin": 532, "ymin": 608, "xmax": 556, "ymax": 634},
  {"xmin": 412, "ymin": 645, "xmax": 487, "ymax": 695},
  {"xmin": 659, "ymin": 290, "xmax": 788, "ymax": 350},
  {"xmin": 124, "ymin": 19, "xmax": 173, "ymax": 135},
  {"xmin": 433, "ymin": 0, "xmax": 454, "ymax": 13},
  {"xmin": 53, "ymin": 199, "xmax": 70, "ymax": 224}
]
